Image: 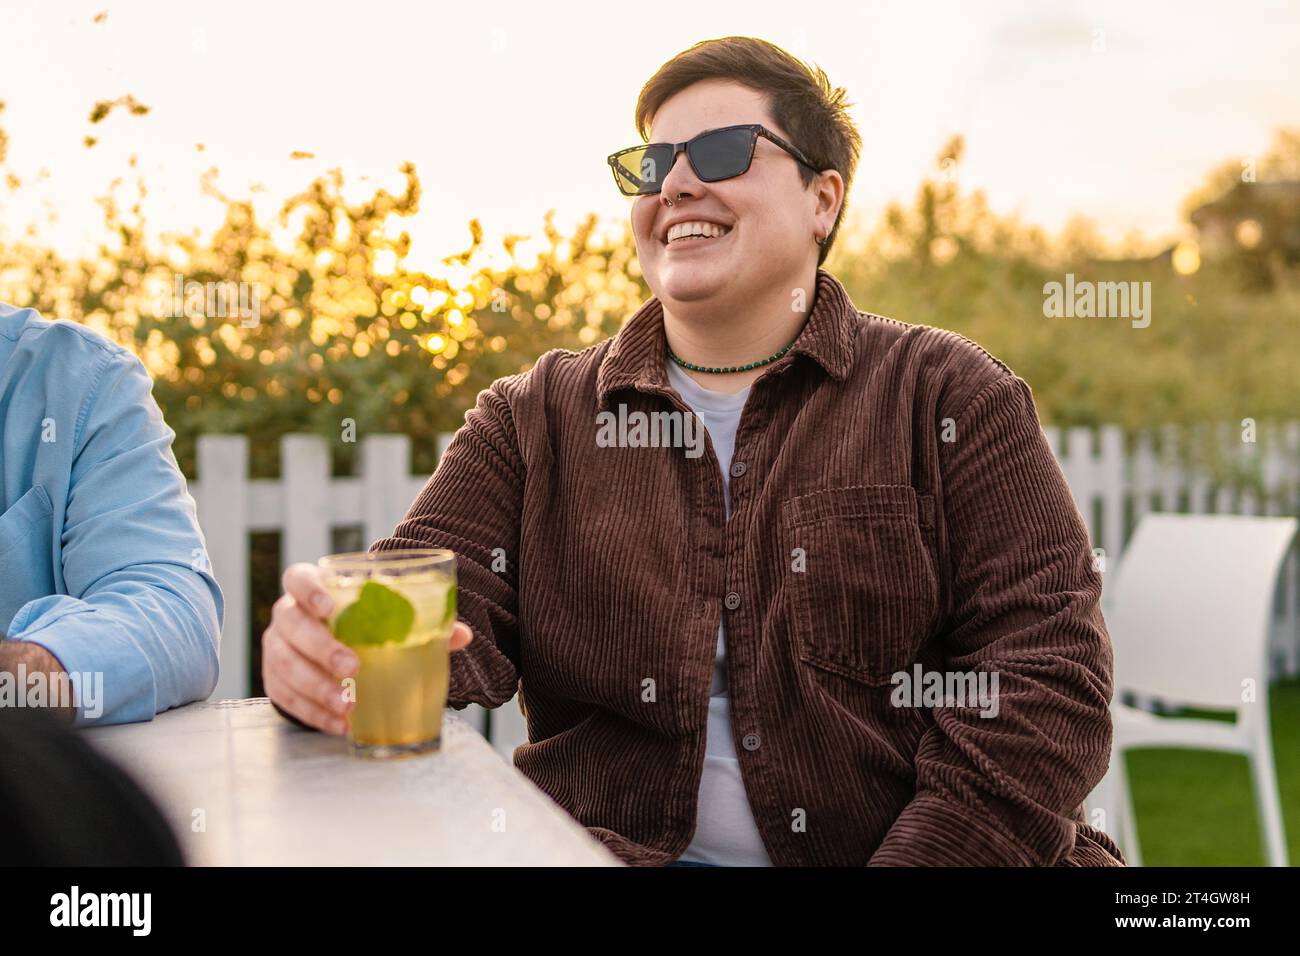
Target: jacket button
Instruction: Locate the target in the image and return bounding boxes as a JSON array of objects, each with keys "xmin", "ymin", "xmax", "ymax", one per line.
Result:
[
  {"xmin": 742, "ymin": 733, "xmax": 761, "ymax": 751},
  {"xmin": 729, "ymin": 460, "xmax": 747, "ymax": 478},
  {"xmin": 724, "ymin": 591, "xmax": 741, "ymax": 610}
]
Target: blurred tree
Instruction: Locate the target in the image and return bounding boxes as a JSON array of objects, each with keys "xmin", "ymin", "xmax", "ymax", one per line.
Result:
[
  {"xmin": 3, "ymin": 106, "xmax": 1299, "ymax": 689},
  {"xmin": 828, "ymin": 136, "xmax": 1300, "ymax": 447},
  {"xmin": 0, "ymin": 108, "xmax": 1296, "ymax": 484}
]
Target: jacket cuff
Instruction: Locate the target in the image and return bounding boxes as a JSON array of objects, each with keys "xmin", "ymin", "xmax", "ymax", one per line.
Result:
[
  {"xmin": 868, "ymin": 793, "xmax": 1038, "ymax": 866},
  {"xmin": 7, "ymin": 596, "xmax": 153, "ymax": 725}
]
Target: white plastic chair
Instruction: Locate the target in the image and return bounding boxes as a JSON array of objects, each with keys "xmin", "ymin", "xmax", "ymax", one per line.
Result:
[{"xmin": 1087, "ymin": 513, "xmax": 1298, "ymax": 866}]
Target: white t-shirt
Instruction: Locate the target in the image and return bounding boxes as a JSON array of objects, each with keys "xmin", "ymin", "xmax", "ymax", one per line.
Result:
[{"xmin": 666, "ymin": 360, "xmax": 773, "ymax": 866}]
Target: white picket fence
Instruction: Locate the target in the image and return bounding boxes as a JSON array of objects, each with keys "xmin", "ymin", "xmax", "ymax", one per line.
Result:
[{"xmin": 189, "ymin": 421, "xmax": 1300, "ymax": 750}]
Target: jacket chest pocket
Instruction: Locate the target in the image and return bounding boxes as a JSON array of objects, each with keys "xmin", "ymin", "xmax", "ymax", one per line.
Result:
[
  {"xmin": 782, "ymin": 484, "xmax": 939, "ymax": 686},
  {"xmin": 0, "ymin": 485, "xmax": 54, "ymax": 558},
  {"xmin": 0, "ymin": 485, "xmax": 56, "ymax": 628}
]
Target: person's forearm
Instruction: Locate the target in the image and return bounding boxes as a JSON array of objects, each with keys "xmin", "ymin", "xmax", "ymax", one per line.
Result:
[
  {"xmin": 6, "ymin": 568, "xmax": 220, "ymax": 725},
  {"xmin": 366, "ymin": 378, "xmax": 526, "ymax": 709},
  {"xmin": 27, "ymin": 348, "xmax": 224, "ymax": 725},
  {"xmin": 873, "ymin": 373, "xmax": 1115, "ymax": 866},
  {"xmin": 0, "ymin": 640, "xmax": 76, "ymax": 722}
]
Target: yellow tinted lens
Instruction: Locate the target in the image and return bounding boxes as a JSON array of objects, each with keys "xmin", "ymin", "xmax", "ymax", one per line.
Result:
[{"xmin": 611, "ymin": 146, "xmax": 665, "ymax": 194}]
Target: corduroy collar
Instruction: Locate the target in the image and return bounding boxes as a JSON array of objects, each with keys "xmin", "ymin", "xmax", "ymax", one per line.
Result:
[{"xmin": 595, "ymin": 269, "xmax": 858, "ymax": 411}]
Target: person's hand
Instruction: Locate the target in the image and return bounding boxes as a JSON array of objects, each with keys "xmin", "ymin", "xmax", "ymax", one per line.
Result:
[
  {"xmin": 0, "ymin": 641, "xmax": 76, "ymax": 722},
  {"xmin": 262, "ymin": 563, "xmax": 473, "ymax": 734}
]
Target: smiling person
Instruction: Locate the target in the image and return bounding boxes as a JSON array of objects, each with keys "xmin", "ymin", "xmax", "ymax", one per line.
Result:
[{"xmin": 264, "ymin": 36, "xmax": 1124, "ymax": 867}]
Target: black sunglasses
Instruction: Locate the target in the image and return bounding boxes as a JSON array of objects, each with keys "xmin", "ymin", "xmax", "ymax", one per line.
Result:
[{"xmin": 607, "ymin": 124, "xmax": 820, "ymax": 197}]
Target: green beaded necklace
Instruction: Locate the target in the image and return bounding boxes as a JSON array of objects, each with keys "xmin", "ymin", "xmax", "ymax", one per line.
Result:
[{"xmin": 666, "ymin": 324, "xmax": 806, "ymax": 375}]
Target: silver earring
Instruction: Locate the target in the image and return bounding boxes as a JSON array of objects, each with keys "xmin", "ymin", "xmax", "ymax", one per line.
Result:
[{"xmin": 815, "ymin": 234, "xmax": 826, "ymax": 247}]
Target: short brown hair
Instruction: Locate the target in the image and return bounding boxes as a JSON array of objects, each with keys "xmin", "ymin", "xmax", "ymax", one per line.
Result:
[{"xmin": 635, "ymin": 37, "xmax": 861, "ymax": 266}]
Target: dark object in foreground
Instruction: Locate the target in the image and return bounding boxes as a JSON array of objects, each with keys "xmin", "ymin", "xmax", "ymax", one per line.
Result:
[{"xmin": 0, "ymin": 707, "xmax": 183, "ymax": 865}]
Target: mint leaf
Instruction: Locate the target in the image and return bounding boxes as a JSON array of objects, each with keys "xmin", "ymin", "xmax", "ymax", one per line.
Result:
[
  {"xmin": 331, "ymin": 580, "xmax": 415, "ymax": 647},
  {"xmin": 444, "ymin": 585, "xmax": 456, "ymax": 629}
]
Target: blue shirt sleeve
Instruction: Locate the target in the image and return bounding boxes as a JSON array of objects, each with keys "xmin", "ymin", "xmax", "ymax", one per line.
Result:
[{"xmin": 6, "ymin": 348, "xmax": 223, "ymax": 725}]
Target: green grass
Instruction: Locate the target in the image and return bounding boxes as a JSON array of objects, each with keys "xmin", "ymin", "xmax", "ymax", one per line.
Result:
[{"xmin": 1124, "ymin": 678, "xmax": 1300, "ymax": 866}]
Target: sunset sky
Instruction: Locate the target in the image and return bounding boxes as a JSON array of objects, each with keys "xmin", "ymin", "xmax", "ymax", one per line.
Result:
[{"xmin": 1, "ymin": 0, "xmax": 1296, "ymax": 268}]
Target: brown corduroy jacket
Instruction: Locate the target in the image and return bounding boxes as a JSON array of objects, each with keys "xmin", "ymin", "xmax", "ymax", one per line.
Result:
[{"xmin": 369, "ymin": 269, "xmax": 1125, "ymax": 867}]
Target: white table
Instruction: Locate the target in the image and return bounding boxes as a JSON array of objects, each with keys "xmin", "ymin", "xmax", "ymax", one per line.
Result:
[{"xmin": 80, "ymin": 698, "xmax": 622, "ymax": 866}]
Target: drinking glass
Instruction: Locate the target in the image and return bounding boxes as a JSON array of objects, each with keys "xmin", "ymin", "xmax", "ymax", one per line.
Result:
[{"xmin": 317, "ymin": 548, "xmax": 457, "ymax": 758}]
